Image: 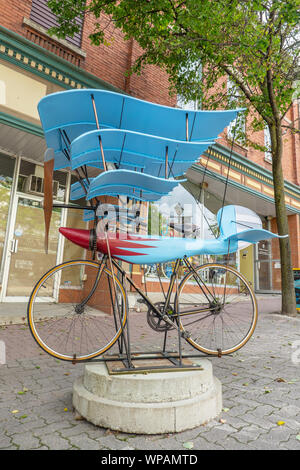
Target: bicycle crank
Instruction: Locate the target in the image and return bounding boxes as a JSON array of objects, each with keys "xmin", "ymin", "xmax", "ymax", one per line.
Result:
[{"xmin": 146, "ymin": 302, "xmax": 176, "ymax": 332}]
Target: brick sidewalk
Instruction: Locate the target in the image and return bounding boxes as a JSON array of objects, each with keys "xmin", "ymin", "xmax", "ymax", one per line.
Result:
[{"xmin": 0, "ymin": 297, "xmax": 300, "ymax": 450}]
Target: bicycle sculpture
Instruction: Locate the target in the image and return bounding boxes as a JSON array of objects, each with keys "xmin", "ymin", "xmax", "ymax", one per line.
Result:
[{"xmin": 27, "ymin": 89, "xmax": 286, "ymax": 371}]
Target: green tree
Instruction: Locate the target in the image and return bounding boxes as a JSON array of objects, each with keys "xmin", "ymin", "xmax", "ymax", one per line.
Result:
[{"xmin": 48, "ymin": 0, "xmax": 300, "ymax": 315}]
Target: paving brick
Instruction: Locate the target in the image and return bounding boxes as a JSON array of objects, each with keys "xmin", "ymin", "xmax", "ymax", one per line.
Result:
[
  {"xmin": 31, "ymin": 421, "xmax": 74, "ymax": 436},
  {"xmin": 190, "ymin": 437, "xmax": 225, "ymax": 450},
  {"xmin": 0, "ymin": 435, "xmax": 12, "ymax": 449},
  {"xmin": 198, "ymin": 425, "xmax": 238, "ymax": 445},
  {"xmin": 230, "ymin": 424, "xmax": 264, "ymax": 444},
  {"xmin": 220, "ymin": 436, "xmax": 253, "ymax": 450},
  {"xmin": 0, "ymin": 310, "xmax": 300, "ymax": 450},
  {"xmin": 67, "ymin": 434, "xmax": 102, "ymax": 450},
  {"xmin": 11, "ymin": 433, "xmax": 42, "ymax": 450},
  {"xmin": 38, "ymin": 434, "xmax": 72, "ymax": 450},
  {"xmin": 239, "ymin": 412, "xmax": 277, "ymax": 430}
]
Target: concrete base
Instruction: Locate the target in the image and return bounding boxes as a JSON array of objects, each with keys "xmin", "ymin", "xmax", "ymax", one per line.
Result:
[{"xmin": 73, "ymin": 359, "xmax": 222, "ymax": 434}]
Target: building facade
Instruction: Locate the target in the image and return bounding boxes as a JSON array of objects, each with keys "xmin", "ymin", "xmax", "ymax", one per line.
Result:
[{"xmin": 0, "ymin": 0, "xmax": 299, "ymax": 302}]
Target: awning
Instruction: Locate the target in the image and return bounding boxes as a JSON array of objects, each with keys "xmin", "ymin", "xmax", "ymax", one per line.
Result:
[{"xmin": 0, "ymin": 120, "xmax": 46, "ymax": 162}]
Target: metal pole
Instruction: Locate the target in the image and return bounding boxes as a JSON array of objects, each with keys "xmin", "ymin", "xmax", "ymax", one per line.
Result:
[
  {"xmin": 165, "ymin": 146, "xmax": 168, "ymax": 179},
  {"xmin": 91, "ymin": 93, "xmax": 107, "ymax": 172},
  {"xmin": 186, "ymin": 113, "xmax": 189, "ymax": 141},
  {"xmin": 98, "ymin": 135, "xmax": 108, "ymax": 172},
  {"xmin": 104, "ymin": 230, "xmax": 133, "ymax": 368}
]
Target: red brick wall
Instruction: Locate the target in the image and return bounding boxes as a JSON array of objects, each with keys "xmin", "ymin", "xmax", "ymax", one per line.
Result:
[
  {"xmin": 217, "ymin": 104, "xmax": 300, "ymax": 187},
  {"xmin": 81, "ymin": 12, "xmax": 129, "ymax": 92},
  {"xmin": 0, "ymin": 1, "xmax": 175, "ymax": 107},
  {"xmin": 244, "ymin": 105, "xmax": 300, "ymax": 186},
  {"xmin": 0, "ymin": 0, "xmax": 32, "ymax": 35},
  {"xmin": 270, "ymin": 214, "xmax": 300, "ymax": 290},
  {"xmin": 128, "ymin": 42, "xmax": 175, "ymax": 106},
  {"xmin": 286, "ymin": 214, "xmax": 300, "ymax": 268},
  {"xmin": 0, "ymin": 0, "xmax": 298, "ymax": 180}
]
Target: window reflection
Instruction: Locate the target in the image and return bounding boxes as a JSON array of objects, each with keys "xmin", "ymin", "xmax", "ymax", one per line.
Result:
[
  {"xmin": 0, "ymin": 153, "xmax": 15, "ymax": 286},
  {"xmin": 144, "ymin": 183, "xmax": 236, "ymax": 279},
  {"xmin": 17, "ymin": 159, "xmax": 67, "ymax": 201}
]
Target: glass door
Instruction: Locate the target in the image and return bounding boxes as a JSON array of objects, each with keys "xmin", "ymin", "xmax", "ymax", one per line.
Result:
[
  {"xmin": 254, "ymin": 218, "xmax": 281, "ymax": 293},
  {"xmin": 0, "ymin": 153, "xmax": 16, "ymax": 298},
  {"xmin": 254, "ymin": 239, "xmax": 273, "ymax": 291},
  {"xmin": 2, "ymin": 194, "xmax": 62, "ymax": 300}
]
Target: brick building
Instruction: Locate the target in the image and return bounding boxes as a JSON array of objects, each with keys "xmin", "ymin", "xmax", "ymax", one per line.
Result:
[{"xmin": 0, "ymin": 0, "xmax": 299, "ymax": 302}]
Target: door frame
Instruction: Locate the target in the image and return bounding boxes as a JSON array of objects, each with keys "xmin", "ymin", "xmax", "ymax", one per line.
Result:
[
  {"xmin": 254, "ymin": 242, "xmax": 281, "ymax": 294},
  {"xmin": 0, "ymin": 192, "xmax": 66, "ymax": 302}
]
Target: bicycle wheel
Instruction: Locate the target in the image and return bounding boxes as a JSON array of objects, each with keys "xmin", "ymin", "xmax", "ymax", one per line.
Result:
[
  {"xmin": 27, "ymin": 260, "xmax": 127, "ymax": 361},
  {"xmin": 175, "ymin": 263, "xmax": 257, "ymax": 355}
]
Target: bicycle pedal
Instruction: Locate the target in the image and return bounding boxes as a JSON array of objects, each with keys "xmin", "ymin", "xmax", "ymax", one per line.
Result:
[{"xmin": 181, "ymin": 330, "xmax": 191, "ymax": 339}]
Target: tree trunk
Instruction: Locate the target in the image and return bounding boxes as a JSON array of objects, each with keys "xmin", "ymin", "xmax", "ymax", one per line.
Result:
[{"xmin": 270, "ymin": 123, "xmax": 297, "ymax": 316}]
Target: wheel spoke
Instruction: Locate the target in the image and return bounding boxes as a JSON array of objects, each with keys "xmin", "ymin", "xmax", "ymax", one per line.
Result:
[
  {"xmin": 176, "ymin": 264, "xmax": 257, "ymax": 355},
  {"xmin": 27, "ymin": 261, "xmax": 127, "ymax": 361}
]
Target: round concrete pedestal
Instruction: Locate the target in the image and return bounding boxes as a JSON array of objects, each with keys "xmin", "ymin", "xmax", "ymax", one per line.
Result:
[{"xmin": 72, "ymin": 359, "xmax": 222, "ymax": 434}]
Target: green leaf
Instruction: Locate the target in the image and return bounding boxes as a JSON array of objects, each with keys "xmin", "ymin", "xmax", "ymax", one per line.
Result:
[{"xmin": 183, "ymin": 442, "xmax": 194, "ymax": 449}]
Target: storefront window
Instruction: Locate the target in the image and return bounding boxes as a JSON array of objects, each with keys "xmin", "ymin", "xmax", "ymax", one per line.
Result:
[
  {"xmin": 254, "ymin": 218, "xmax": 281, "ymax": 292},
  {"xmin": 144, "ymin": 183, "xmax": 236, "ymax": 280},
  {"xmin": 62, "ymin": 175, "xmax": 88, "ymax": 263},
  {"xmin": 5, "ymin": 197, "xmax": 62, "ymax": 297},
  {"xmin": 17, "ymin": 159, "xmax": 67, "ymax": 201},
  {"xmin": 0, "ymin": 153, "xmax": 15, "ymax": 283},
  {"xmin": 30, "ymin": 0, "xmax": 84, "ymax": 49}
]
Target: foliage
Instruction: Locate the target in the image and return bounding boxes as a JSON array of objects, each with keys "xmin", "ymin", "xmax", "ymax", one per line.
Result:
[
  {"xmin": 48, "ymin": 0, "xmax": 299, "ymax": 146},
  {"xmin": 47, "ymin": 0, "xmax": 300, "ymax": 314}
]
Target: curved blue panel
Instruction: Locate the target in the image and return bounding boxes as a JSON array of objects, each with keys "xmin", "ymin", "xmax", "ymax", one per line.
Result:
[
  {"xmin": 71, "ymin": 129, "xmax": 213, "ymax": 177},
  {"xmin": 224, "ymin": 229, "xmax": 288, "ymax": 244},
  {"xmin": 87, "ymin": 169, "xmax": 185, "ymax": 202},
  {"xmin": 38, "ymin": 89, "xmax": 243, "ymax": 170},
  {"xmin": 53, "ymin": 152, "xmax": 71, "ymax": 170},
  {"xmin": 83, "ymin": 209, "xmax": 96, "ymax": 221},
  {"xmin": 70, "ymin": 179, "xmax": 91, "ymax": 200},
  {"xmin": 89, "ymin": 189, "xmax": 161, "ymax": 202}
]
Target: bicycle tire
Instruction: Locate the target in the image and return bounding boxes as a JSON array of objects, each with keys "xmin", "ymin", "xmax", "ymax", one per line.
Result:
[
  {"xmin": 175, "ymin": 263, "xmax": 258, "ymax": 355},
  {"xmin": 27, "ymin": 260, "xmax": 127, "ymax": 361}
]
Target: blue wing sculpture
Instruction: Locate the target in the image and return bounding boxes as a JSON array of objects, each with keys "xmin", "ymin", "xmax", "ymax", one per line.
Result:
[
  {"xmin": 38, "ymin": 88, "xmax": 242, "ymax": 168},
  {"xmin": 70, "ymin": 128, "xmax": 213, "ymax": 177},
  {"xmin": 59, "ymin": 204, "xmax": 287, "ymax": 264},
  {"xmin": 37, "ymin": 88, "xmax": 287, "ymax": 262},
  {"xmin": 38, "ymin": 89, "xmax": 240, "ymax": 204}
]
